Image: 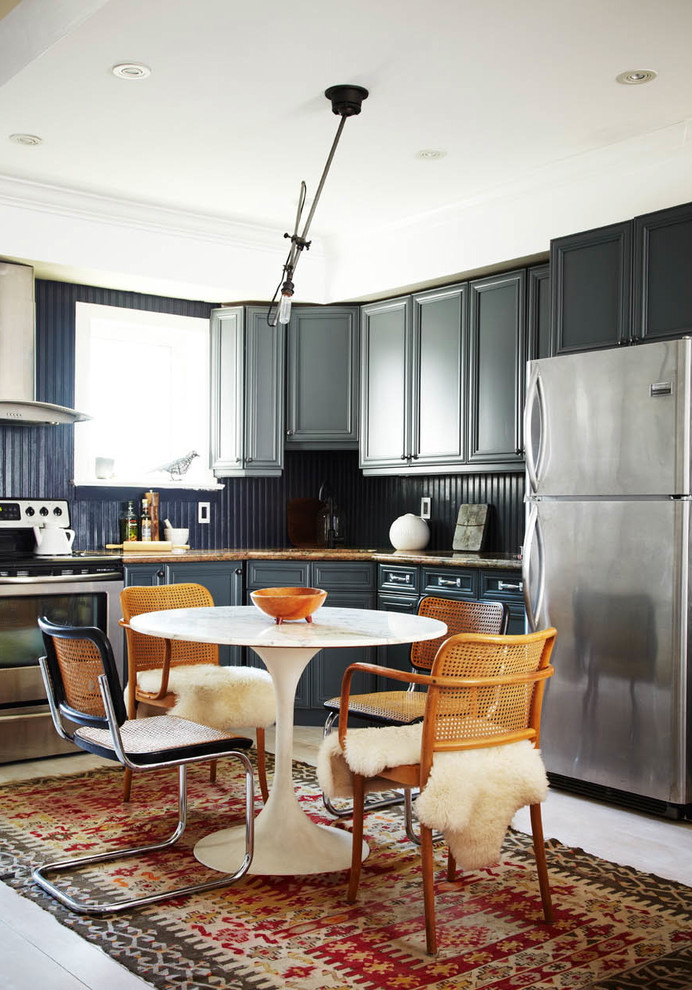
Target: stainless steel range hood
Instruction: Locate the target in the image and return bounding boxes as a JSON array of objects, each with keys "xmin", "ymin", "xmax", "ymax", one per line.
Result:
[{"xmin": 0, "ymin": 261, "xmax": 90, "ymax": 425}]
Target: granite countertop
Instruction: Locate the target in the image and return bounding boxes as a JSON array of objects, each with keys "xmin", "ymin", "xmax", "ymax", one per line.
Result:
[{"xmin": 120, "ymin": 546, "xmax": 522, "ymax": 570}]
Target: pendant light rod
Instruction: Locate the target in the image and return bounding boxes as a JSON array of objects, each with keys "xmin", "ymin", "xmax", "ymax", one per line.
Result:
[{"xmin": 268, "ymin": 84, "xmax": 369, "ymax": 326}]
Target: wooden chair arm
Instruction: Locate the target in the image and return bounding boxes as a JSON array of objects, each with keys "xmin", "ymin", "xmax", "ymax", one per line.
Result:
[{"xmin": 120, "ymin": 619, "xmax": 173, "ymax": 702}]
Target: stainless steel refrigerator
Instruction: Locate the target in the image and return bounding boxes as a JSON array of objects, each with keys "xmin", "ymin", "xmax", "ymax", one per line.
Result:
[{"xmin": 523, "ymin": 338, "xmax": 690, "ymax": 818}]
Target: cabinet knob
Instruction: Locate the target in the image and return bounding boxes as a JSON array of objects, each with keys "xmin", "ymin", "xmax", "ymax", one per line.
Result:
[
  {"xmin": 235, "ymin": 568, "xmax": 242, "ymax": 575},
  {"xmin": 400, "ymin": 454, "xmax": 407, "ymax": 460},
  {"xmin": 157, "ymin": 568, "xmax": 165, "ymax": 579},
  {"xmin": 246, "ymin": 457, "xmax": 253, "ymax": 463},
  {"xmin": 286, "ymin": 429, "xmax": 294, "ymax": 437}
]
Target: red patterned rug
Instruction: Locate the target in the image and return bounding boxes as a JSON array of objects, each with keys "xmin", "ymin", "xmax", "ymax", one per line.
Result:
[{"xmin": 0, "ymin": 758, "xmax": 690, "ymax": 990}]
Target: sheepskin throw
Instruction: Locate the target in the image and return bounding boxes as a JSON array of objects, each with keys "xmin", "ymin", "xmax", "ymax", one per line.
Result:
[
  {"xmin": 136, "ymin": 665, "xmax": 276, "ymax": 730},
  {"xmin": 317, "ymin": 725, "xmax": 548, "ymax": 871}
]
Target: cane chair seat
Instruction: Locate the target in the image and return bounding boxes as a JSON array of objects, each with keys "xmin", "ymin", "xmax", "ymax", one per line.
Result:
[
  {"xmin": 35, "ymin": 617, "xmax": 255, "ymax": 915},
  {"xmin": 120, "ymin": 583, "xmax": 272, "ymax": 802},
  {"xmin": 329, "ymin": 627, "xmax": 557, "ymax": 956}
]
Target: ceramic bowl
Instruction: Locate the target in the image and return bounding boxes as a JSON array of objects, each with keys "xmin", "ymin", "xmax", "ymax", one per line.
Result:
[{"xmin": 250, "ymin": 586, "xmax": 327, "ymax": 624}]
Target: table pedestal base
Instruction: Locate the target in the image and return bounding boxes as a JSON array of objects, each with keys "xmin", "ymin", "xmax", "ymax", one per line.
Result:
[{"xmin": 194, "ymin": 642, "xmax": 368, "ymax": 875}]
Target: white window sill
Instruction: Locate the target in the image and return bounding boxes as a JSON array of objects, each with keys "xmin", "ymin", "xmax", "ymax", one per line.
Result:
[{"xmin": 72, "ymin": 478, "xmax": 224, "ymax": 491}]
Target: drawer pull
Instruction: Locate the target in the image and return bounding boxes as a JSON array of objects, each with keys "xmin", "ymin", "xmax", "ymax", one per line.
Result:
[
  {"xmin": 497, "ymin": 581, "xmax": 522, "ymax": 591},
  {"xmin": 389, "ymin": 574, "xmax": 411, "ymax": 584},
  {"xmin": 437, "ymin": 577, "xmax": 461, "ymax": 588}
]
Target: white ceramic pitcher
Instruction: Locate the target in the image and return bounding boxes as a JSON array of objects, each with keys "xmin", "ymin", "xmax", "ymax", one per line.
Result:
[{"xmin": 33, "ymin": 524, "xmax": 76, "ymax": 555}]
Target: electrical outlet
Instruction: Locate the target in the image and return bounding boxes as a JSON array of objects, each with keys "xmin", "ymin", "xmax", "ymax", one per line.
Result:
[
  {"xmin": 198, "ymin": 501, "xmax": 210, "ymax": 524},
  {"xmin": 420, "ymin": 496, "xmax": 431, "ymax": 519}
]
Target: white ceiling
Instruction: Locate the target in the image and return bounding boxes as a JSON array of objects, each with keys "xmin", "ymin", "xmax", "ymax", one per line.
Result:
[{"xmin": 0, "ymin": 0, "xmax": 691, "ymax": 303}]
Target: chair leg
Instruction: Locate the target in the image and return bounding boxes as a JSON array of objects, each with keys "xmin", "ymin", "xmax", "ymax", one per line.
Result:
[
  {"xmin": 122, "ymin": 766, "xmax": 133, "ymax": 802},
  {"xmin": 209, "ymin": 760, "xmax": 217, "ymax": 784},
  {"xmin": 529, "ymin": 803, "xmax": 554, "ymax": 923},
  {"xmin": 347, "ymin": 774, "xmax": 366, "ymax": 903},
  {"xmin": 256, "ymin": 727, "xmax": 269, "ymax": 803},
  {"xmin": 34, "ymin": 756, "xmax": 255, "ymax": 915},
  {"xmin": 446, "ymin": 849, "xmax": 456, "ymax": 882},
  {"xmin": 420, "ymin": 824, "xmax": 437, "ymax": 955}
]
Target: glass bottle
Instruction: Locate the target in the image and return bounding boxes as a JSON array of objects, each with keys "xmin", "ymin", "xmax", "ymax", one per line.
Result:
[
  {"xmin": 140, "ymin": 498, "xmax": 152, "ymax": 541},
  {"xmin": 119, "ymin": 500, "xmax": 139, "ymax": 543}
]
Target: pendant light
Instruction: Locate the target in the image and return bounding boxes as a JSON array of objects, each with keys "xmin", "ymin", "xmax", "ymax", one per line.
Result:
[{"xmin": 267, "ymin": 84, "xmax": 369, "ymax": 326}]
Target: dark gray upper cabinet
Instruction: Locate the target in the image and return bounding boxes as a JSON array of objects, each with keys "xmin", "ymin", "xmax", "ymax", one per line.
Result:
[
  {"xmin": 360, "ymin": 297, "xmax": 412, "ymax": 471},
  {"xmin": 210, "ymin": 305, "xmax": 285, "ymax": 477},
  {"xmin": 360, "ymin": 287, "xmax": 467, "ymax": 475},
  {"xmin": 285, "ymin": 306, "xmax": 360, "ymax": 448},
  {"xmin": 550, "ymin": 221, "xmax": 633, "ymax": 353},
  {"xmin": 527, "ymin": 264, "xmax": 551, "ymax": 360},
  {"xmin": 633, "ymin": 201, "xmax": 692, "ymax": 341},
  {"xmin": 468, "ymin": 270, "xmax": 526, "ymax": 466}
]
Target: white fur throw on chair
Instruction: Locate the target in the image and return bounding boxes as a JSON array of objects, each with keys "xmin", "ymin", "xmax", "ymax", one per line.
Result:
[
  {"xmin": 136, "ymin": 665, "xmax": 276, "ymax": 730},
  {"xmin": 317, "ymin": 725, "xmax": 548, "ymax": 870}
]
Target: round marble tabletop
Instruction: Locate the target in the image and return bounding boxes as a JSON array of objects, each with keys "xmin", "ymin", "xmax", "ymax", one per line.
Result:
[{"xmin": 129, "ymin": 604, "xmax": 447, "ymax": 648}]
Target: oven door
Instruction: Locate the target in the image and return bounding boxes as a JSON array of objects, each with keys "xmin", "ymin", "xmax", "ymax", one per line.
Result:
[{"xmin": 0, "ymin": 572, "xmax": 124, "ymax": 762}]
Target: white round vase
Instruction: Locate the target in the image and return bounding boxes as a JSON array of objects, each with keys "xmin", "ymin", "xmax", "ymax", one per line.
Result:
[{"xmin": 389, "ymin": 513, "xmax": 430, "ymax": 551}]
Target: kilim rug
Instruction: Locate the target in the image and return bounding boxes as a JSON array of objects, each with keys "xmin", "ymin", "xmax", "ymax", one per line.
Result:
[{"xmin": 0, "ymin": 758, "xmax": 690, "ymax": 990}]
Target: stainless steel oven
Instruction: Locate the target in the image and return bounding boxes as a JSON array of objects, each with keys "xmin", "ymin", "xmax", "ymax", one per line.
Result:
[{"xmin": 0, "ymin": 499, "xmax": 124, "ymax": 763}]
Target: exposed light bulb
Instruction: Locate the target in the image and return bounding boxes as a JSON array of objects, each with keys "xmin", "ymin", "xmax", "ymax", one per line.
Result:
[{"xmin": 277, "ymin": 292, "xmax": 292, "ymax": 325}]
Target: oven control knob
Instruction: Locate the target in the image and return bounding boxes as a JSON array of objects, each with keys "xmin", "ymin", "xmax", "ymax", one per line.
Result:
[
  {"xmin": 25, "ymin": 506, "xmax": 35, "ymax": 516},
  {"xmin": 40, "ymin": 506, "xmax": 49, "ymax": 516}
]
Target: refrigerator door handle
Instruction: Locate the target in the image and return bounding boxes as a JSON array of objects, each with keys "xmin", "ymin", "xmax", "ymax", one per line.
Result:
[
  {"xmin": 524, "ymin": 367, "xmax": 546, "ymax": 493},
  {"xmin": 523, "ymin": 503, "xmax": 545, "ymax": 631}
]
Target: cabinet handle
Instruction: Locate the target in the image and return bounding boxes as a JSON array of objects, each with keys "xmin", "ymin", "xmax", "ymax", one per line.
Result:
[
  {"xmin": 498, "ymin": 580, "xmax": 522, "ymax": 591},
  {"xmin": 389, "ymin": 574, "xmax": 411, "ymax": 584},
  {"xmin": 246, "ymin": 457, "xmax": 253, "ymax": 463},
  {"xmin": 157, "ymin": 568, "xmax": 165, "ymax": 579},
  {"xmin": 235, "ymin": 568, "xmax": 243, "ymax": 575},
  {"xmin": 286, "ymin": 429, "xmax": 294, "ymax": 436},
  {"xmin": 437, "ymin": 576, "xmax": 461, "ymax": 588},
  {"xmin": 412, "ymin": 453, "xmax": 419, "ymax": 460},
  {"xmin": 400, "ymin": 454, "xmax": 407, "ymax": 460}
]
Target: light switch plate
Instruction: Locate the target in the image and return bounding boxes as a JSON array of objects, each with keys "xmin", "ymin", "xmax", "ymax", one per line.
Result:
[
  {"xmin": 420, "ymin": 496, "xmax": 431, "ymax": 519},
  {"xmin": 198, "ymin": 501, "xmax": 210, "ymax": 524}
]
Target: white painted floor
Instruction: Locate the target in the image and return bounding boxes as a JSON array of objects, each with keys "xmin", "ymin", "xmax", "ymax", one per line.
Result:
[{"xmin": 1, "ymin": 726, "xmax": 690, "ymax": 990}]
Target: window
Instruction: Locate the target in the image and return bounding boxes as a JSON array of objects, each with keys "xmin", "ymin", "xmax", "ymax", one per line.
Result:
[{"xmin": 74, "ymin": 303, "xmax": 220, "ymax": 488}]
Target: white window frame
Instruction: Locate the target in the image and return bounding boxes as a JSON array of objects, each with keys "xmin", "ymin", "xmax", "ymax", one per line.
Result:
[{"xmin": 73, "ymin": 302, "xmax": 221, "ymax": 489}]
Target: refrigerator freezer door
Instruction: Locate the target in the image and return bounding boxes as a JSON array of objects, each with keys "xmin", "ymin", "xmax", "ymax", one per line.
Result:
[
  {"xmin": 524, "ymin": 497, "xmax": 689, "ymax": 806},
  {"xmin": 525, "ymin": 338, "xmax": 692, "ymax": 497}
]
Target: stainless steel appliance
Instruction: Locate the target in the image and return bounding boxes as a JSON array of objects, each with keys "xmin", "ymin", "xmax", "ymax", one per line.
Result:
[
  {"xmin": 524, "ymin": 338, "xmax": 691, "ymax": 818},
  {"xmin": 0, "ymin": 498, "xmax": 123, "ymax": 763}
]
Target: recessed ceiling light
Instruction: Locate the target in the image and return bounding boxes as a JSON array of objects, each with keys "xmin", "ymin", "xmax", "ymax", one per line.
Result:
[
  {"xmin": 616, "ymin": 69, "xmax": 657, "ymax": 85},
  {"xmin": 9, "ymin": 133, "xmax": 42, "ymax": 146},
  {"xmin": 111, "ymin": 62, "xmax": 151, "ymax": 80},
  {"xmin": 416, "ymin": 149, "xmax": 447, "ymax": 161}
]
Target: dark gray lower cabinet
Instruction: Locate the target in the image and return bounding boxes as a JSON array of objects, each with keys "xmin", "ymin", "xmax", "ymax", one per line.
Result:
[
  {"xmin": 123, "ymin": 560, "xmax": 244, "ymax": 667},
  {"xmin": 245, "ymin": 559, "xmax": 377, "ymax": 724},
  {"xmin": 376, "ymin": 562, "xmax": 526, "ymax": 684}
]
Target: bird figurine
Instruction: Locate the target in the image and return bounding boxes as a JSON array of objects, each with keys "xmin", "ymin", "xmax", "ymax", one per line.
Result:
[{"xmin": 154, "ymin": 450, "xmax": 199, "ymax": 480}]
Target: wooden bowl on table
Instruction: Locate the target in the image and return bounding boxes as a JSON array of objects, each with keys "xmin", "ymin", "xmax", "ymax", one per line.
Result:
[{"xmin": 250, "ymin": 587, "xmax": 328, "ymax": 624}]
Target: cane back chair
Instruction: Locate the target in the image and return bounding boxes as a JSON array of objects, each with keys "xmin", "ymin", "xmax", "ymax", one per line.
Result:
[
  {"xmin": 336, "ymin": 627, "xmax": 557, "ymax": 955},
  {"xmin": 120, "ymin": 583, "xmax": 271, "ymax": 803},
  {"xmin": 35, "ymin": 617, "xmax": 255, "ymax": 914}
]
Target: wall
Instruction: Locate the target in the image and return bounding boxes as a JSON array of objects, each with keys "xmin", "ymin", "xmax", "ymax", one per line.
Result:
[{"xmin": 0, "ymin": 279, "xmax": 524, "ymax": 554}]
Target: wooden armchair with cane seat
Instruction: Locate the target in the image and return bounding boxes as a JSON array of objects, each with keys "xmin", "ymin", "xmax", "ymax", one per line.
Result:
[
  {"xmin": 321, "ymin": 627, "xmax": 557, "ymax": 955},
  {"xmin": 322, "ymin": 596, "xmax": 509, "ymax": 827},
  {"xmin": 120, "ymin": 583, "xmax": 274, "ymax": 803},
  {"xmin": 35, "ymin": 617, "xmax": 255, "ymax": 914}
]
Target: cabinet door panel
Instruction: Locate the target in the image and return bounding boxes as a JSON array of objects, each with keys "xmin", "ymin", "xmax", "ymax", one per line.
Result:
[
  {"xmin": 527, "ymin": 264, "xmax": 551, "ymax": 360},
  {"xmin": 286, "ymin": 307, "xmax": 359, "ymax": 446},
  {"xmin": 634, "ymin": 203, "xmax": 692, "ymax": 340},
  {"xmin": 468, "ymin": 271, "xmax": 525, "ymax": 464},
  {"xmin": 210, "ymin": 307, "xmax": 244, "ymax": 474},
  {"xmin": 360, "ymin": 298, "xmax": 411, "ymax": 467},
  {"xmin": 244, "ymin": 307, "xmax": 285, "ymax": 472},
  {"xmin": 166, "ymin": 561, "xmax": 243, "ymax": 666},
  {"xmin": 309, "ymin": 592, "xmax": 376, "ymax": 708},
  {"xmin": 413, "ymin": 285, "xmax": 466, "ymax": 465},
  {"xmin": 551, "ymin": 221, "xmax": 632, "ymax": 352}
]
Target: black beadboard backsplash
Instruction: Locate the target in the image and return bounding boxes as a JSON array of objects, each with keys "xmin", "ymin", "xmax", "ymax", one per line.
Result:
[{"xmin": 0, "ymin": 279, "xmax": 525, "ymax": 554}]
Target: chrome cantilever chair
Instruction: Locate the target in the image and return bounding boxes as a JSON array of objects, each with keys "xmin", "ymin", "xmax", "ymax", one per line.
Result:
[
  {"xmin": 120, "ymin": 583, "xmax": 272, "ymax": 804},
  {"xmin": 335, "ymin": 627, "xmax": 557, "ymax": 955},
  {"xmin": 322, "ymin": 596, "xmax": 509, "ymax": 829},
  {"xmin": 35, "ymin": 617, "xmax": 255, "ymax": 915}
]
